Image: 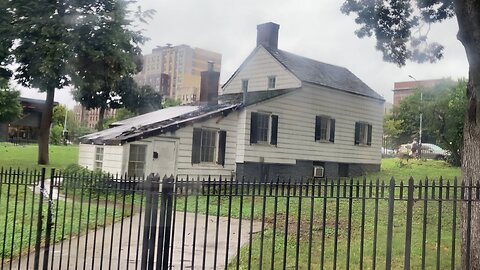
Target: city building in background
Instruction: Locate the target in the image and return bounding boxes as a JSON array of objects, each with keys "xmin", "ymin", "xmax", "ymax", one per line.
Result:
[
  {"xmin": 392, "ymin": 79, "xmax": 447, "ymax": 106},
  {"xmin": 73, "ymin": 104, "xmax": 117, "ymax": 129},
  {"xmin": 134, "ymin": 44, "xmax": 222, "ymax": 104}
]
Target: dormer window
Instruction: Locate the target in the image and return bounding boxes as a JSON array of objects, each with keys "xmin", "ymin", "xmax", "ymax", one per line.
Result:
[
  {"xmin": 242, "ymin": 79, "xmax": 249, "ymax": 92},
  {"xmin": 268, "ymin": 76, "xmax": 276, "ymax": 89}
]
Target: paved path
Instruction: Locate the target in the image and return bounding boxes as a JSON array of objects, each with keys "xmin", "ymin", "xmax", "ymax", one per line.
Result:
[{"xmin": 8, "ymin": 211, "xmax": 262, "ymax": 269}]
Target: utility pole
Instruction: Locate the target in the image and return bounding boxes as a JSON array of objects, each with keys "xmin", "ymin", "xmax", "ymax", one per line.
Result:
[{"xmin": 409, "ymin": 75, "xmax": 422, "ymax": 159}]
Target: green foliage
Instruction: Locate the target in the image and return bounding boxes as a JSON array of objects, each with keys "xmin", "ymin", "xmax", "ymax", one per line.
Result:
[
  {"xmin": 341, "ymin": 0, "xmax": 454, "ymax": 66},
  {"xmin": 162, "ymin": 97, "xmax": 182, "ymax": 108},
  {"xmin": 120, "ymin": 78, "xmax": 163, "ymax": 115},
  {"xmin": 71, "ymin": 0, "xmax": 153, "ymax": 130},
  {"xmin": 383, "ymin": 115, "xmax": 404, "ymax": 149},
  {"xmin": 49, "ymin": 124, "xmax": 64, "ymax": 145},
  {"xmin": 103, "ymin": 108, "xmax": 137, "ymax": 129},
  {"xmin": 52, "ymin": 105, "xmax": 67, "ymax": 126},
  {"xmin": 0, "ymin": 88, "xmax": 22, "ymax": 123},
  {"xmin": 391, "ymin": 79, "xmax": 466, "ymax": 166}
]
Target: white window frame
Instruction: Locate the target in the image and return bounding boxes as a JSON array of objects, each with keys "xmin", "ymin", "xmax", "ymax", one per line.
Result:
[
  {"xmin": 256, "ymin": 112, "xmax": 271, "ymax": 144},
  {"xmin": 317, "ymin": 115, "xmax": 332, "ymax": 142},
  {"xmin": 200, "ymin": 128, "xmax": 218, "ymax": 163},
  {"xmin": 128, "ymin": 144, "xmax": 147, "ymax": 176},
  {"xmin": 267, "ymin": 76, "xmax": 276, "ymax": 89},
  {"xmin": 357, "ymin": 122, "xmax": 369, "ymax": 145},
  {"xmin": 94, "ymin": 147, "xmax": 104, "ymax": 170}
]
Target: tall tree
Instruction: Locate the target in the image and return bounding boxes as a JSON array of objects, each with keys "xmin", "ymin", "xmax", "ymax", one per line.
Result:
[
  {"xmin": 6, "ymin": 0, "xmax": 73, "ymax": 164},
  {"xmin": 71, "ymin": 0, "xmax": 150, "ymax": 131},
  {"xmin": 0, "ymin": 1, "xmax": 12, "ymax": 88},
  {"xmin": 341, "ymin": 0, "xmax": 480, "ymax": 267}
]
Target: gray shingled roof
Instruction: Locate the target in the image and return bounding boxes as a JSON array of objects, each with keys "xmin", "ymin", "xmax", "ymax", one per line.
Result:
[{"xmin": 264, "ymin": 47, "xmax": 384, "ymax": 100}]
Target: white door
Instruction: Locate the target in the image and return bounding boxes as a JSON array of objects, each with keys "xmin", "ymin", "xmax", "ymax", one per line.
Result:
[{"xmin": 150, "ymin": 139, "xmax": 177, "ymax": 178}]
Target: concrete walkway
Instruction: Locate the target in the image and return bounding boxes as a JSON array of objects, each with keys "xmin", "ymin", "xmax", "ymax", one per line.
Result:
[{"xmin": 8, "ymin": 211, "xmax": 262, "ymax": 269}]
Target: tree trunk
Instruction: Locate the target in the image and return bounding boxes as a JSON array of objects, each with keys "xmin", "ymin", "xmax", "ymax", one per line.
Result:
[
  {"xmin": 96, "ymin": 106, "xmax": 106, "ymax": 131},
  {"xmin": 454, "ymin": 0, "xmax": 480, "ymax": 268},
  {"xmin": 37, "ymin": 87, "xmax": 55, "ymax": 165}
]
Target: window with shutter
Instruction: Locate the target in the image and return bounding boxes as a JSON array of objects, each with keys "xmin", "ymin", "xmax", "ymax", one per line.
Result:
[
  {"xmin": 270, "ymin": 115, "xmax": 278, "ymax": 146},
  {"xmin": 192, "ymin": 128, "xmax": 223, "ymax": 164},
  {"xmin": 354, "ymin": 122, "xmax": 372, "ymax": 146},
  {"xmin": 250, "ymin": 112, "xmax": 277, "ymax": 145},
  {"xmin": 217, "ymin": 130, "xmax": 227, "ymax": 166},
  {"xmin": 315, "ymin": 115, "xmax": 335, "ymax": 143}
]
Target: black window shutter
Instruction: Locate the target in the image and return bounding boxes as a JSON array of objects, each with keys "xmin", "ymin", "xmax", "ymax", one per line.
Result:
[
  {"xmin": 191, "ymin": 128, "xmax": 202, "ymax": 164},
  {"xmin": 329, "ymin": 119, "xmax": 335, "ymax": 143},
  {"xmin": 217, "ymin": 130, "xmax": 227, "ymax": 166},
  {"xmin": 354, "ymin": 122, "xmax": 360, "ymax": 145},
  {"xmin": 250, "ymin": 112, "xmax": 258, "ymax": 144},
  {"xmin": 315, "ymin": 116, "xmax": 321, "ymax": 141},
  {"xmin": 367, "ymin": 124, "xmax": 372, "ymax": 146},
  {"xmin": 270, "ymin": 115, "xmax": 279, "ymax": 146}
]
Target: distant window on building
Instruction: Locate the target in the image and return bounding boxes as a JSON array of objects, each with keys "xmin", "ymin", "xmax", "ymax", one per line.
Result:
[
  {"xmin": 242, "ymin": 79, "xmax": 249, "ymax": 92},
  {"xmin": 268, "ymin": 76, "xmax": 276, "ymax": 89},
  {"xmin": 128, "ymin": 145, "xmax": 147, "ymax": 176},
  {"xmin": 354, "ymin": 122, "xmax": 372, "ymax": 146},
  {"xmin": 94, "ymin": 147, "xmax": 104, "ymax": 170}
]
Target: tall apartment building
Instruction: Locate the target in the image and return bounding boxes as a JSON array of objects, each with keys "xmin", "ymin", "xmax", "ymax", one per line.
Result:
[
  {"xmin": 73, "ymin": 104, "xmax": 117, "ymax": 130},
  {"xmin": 134, "ymin": 44, "xmax": 222, "ymax": 104}
]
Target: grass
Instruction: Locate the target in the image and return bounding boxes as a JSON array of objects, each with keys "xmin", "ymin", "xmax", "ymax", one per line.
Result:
[
  {"xmin": 172, "ymin": 158, "xmax": 461, "ymax": 269},
  {"xmin": 0, "ymin": 182, "xmax": 136, "ymax": 261},
  {"xmin": 0, "ymin": 142, "xmax": 79, "ymax": 171}
]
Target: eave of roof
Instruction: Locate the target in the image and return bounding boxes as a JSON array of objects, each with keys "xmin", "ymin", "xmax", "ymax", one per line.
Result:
[{"xmin": 79, "ymin": 103, "xmax": 242, "ymax": 145}]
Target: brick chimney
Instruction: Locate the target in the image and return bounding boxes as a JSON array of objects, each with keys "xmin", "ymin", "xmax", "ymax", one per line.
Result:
[
  {"xmin": 256, "ymin": 22, "xmax": 280, "ymax": 50},
  {"xmin": 200, "ymin": 61, "xmax": 220, "ymax": 105}
]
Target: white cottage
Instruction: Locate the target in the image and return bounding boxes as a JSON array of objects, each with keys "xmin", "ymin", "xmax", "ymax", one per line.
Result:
[{"xmin": 79, "ymin": 22, "xmax": 385, "ymax": 181}]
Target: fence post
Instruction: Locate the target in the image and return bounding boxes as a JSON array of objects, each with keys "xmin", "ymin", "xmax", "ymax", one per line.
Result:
[
  {"xmin": 385, "ymin": 177, "xmax": 395, "ymax": 270},
  {"xmin": 156, "ymin": 175, "xmax": 174, "ymax": 270},
  {"xmin": 141, "ymin": 174, "xmax": 160, "ymax": 270},
  {"xmin": 33, "ymin": 168, "xmax": 46, "ymax": 270},
  {"xmin": 404, "ymin": 177, "xmax": 414, "ymax": 270},
  {"xmin": 41, "ymin": 168, "xmax": 55, "ymax": 270}
]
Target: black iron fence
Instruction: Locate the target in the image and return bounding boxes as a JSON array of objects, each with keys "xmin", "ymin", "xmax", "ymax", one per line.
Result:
[{"xmin": 0, "ymin": 168, "xmax": 478, "ymax": 269}]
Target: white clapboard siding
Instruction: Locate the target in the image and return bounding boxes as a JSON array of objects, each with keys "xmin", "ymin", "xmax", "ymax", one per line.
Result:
[
  {"xmin": 222, "ymin": 47, "xmax": 301, "ymax": 94},
  {"xmin": 78, "ymin": 144, "xmax": 124, "ymax": 175},
  {"xmin": 238, "ymin": 84, "xmax": 384, "ymax": 165},
  {"xmin": 101, "ymin": 145, "xmax": 124, "ymax": 175},
  {"xmin": 78, "ymin": 144, "xmax": 95, "ymax": 170},
  {"xmin": 145, "ymin": 111, "xmax": 240, "ymax": 179}
]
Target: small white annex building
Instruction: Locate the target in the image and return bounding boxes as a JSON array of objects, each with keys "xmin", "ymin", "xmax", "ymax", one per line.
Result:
[{"xmin": 79, "ymin": 22, "xmax": 385, "ymax": 181}]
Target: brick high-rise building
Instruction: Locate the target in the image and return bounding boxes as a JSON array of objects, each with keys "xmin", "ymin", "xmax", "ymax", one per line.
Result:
[
  {"xmin": 134, "ymin": 44, "xmax": 222, "ymax": 104},
  {"xmin": 73, "ymin": 104, "xmax": 117, "ymax": 130}
]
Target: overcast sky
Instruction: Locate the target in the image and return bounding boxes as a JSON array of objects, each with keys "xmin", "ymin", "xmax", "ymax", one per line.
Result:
[{"xmin": 20, "ymin": 0, "xmax": 468, "ymax": 108}]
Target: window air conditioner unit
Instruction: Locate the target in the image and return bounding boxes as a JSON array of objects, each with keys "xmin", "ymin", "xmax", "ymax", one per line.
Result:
[{"xmin": 313, "ymin": 166, "xmax": 325, "ymax": 178}]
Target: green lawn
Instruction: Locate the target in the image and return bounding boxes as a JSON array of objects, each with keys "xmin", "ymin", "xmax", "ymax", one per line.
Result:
[
  {"xmin": 173, "ymin": 158, "xmax": 462, "ymax": 269},
  {"xmin": 0, "ymin": 143, "xmax": 78, "ymax": 171}
]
